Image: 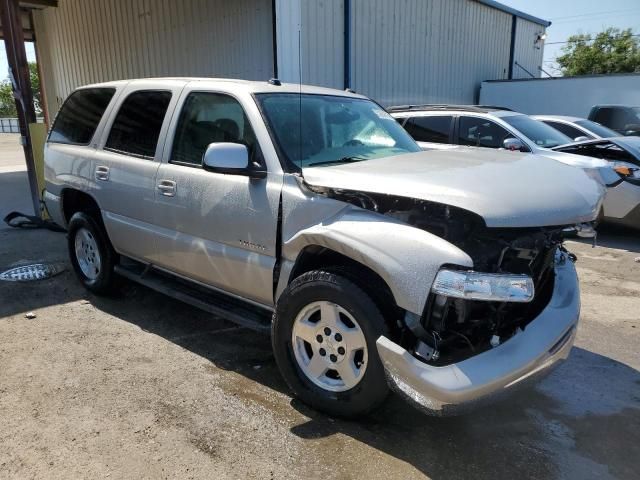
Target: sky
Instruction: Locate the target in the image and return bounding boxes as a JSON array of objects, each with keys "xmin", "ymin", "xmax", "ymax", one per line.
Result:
[
  {"xmin": 499, "ymin": 0, "xmax": 640, "ymax": 76},
  {"xmin": 0, "ymin": 41, "xmax": 36, "ymax": 81},
  {"xmin": 1, "ymin": 1, "xmax": 639, "ymax": 80}
]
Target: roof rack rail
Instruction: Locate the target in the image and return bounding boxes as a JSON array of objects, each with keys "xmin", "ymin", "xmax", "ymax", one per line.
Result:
[{"xmin": 386, "ymin": 104, "xmax": 513, "ymax": 113}]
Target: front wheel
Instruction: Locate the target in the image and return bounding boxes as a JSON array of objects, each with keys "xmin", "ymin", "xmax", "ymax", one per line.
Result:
[{"xmin": 272, "ymin": 270, "xmax": 389, "ymax": 417}]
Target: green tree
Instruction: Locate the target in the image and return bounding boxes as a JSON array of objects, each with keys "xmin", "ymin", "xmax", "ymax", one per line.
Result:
[
  {"xmin": 556, "ymin": 28, "xmax": 640, "ymax": 76},
  {"xmin": 0, "ymin": 61, "xmax": 42, "ymax": 117}
]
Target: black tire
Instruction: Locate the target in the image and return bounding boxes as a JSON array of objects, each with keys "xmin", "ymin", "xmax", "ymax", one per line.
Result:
[
  {"xmin": 272, "ymin": 270, "xmax": 389, "ymax": 418},
  {"xmin": 67, "ymin": 211, "xmax": 117, "ymax": 295}
]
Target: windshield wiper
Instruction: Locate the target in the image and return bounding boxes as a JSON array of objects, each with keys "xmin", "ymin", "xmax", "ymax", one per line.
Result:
[{"xmin": 308, "ymin": 156, "xmax": 366, "ymax": 167}]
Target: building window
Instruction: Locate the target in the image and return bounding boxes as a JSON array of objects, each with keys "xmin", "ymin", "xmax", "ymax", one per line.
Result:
[
  {"xmin": 48, "ymin": 88, "xmax": 115, "ymax": 145},
  {"xmin": 105, "ymin": 90, "xmax": 172, "ymax": 159},
  {"xmin": 171, "ymin": 92, "xmax": 259, "ymax": 166},
  {"xmin": 404, "ymin": 116, "xmax": 452, "ymax": 144}
]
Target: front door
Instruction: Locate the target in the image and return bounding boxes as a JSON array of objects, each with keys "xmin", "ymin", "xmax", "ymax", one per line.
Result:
[{"xmin": 152, "ymin": 91, "xmax": 281, "ymax": 306}]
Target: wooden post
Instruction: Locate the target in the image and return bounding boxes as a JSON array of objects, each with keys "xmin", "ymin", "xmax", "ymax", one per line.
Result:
[{"xmin": 1, "ymin": 0, "xmax": 41, "ymax": 217}]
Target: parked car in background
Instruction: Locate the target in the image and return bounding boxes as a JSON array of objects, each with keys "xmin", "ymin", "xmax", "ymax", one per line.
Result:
[
  {"xmin": 533, "ymin": 115, "xmax": 619, "ymax": 141},
  {"xmin": 553, "ymin": 137, "xmax": 640, "ymax": 230},
  {"xmin": 44, "ymin": 78, "xmax": 605, "ymax": 417},
  {"xmin": 588, "ymin": 105, "xmax": 640, "ymax": 137},
  {"xmin": 389, "ymin": 105, "xmax": 619, "ymax": 184}
]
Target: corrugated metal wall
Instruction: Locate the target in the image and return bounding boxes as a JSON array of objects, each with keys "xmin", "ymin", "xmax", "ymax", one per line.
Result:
[
  {"xmin": 33, "ymin": 0, "xmax": 274, "ymax": 117},
  {"xmin": 512, "ymin": 17, "xmax": 545, "ymax": 79},
  {"xmin": 300, "ymin": 0, "xmax": 344, "ymax": 89},
  {"xmin": 350, "ymin": 0, "xmax": 513, "ymax": 106},
  {"xmin": 275, "ymin": 0, "xmax": 344, "ymax": 89}
]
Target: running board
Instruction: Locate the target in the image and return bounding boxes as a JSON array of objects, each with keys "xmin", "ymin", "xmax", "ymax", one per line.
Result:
[{"xmin": 114, "ymin": 261, "xmax": 272, "ymax": 333}]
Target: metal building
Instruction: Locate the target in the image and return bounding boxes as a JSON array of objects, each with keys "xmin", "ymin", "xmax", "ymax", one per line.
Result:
[{"xmin": 25, "ymin": 0, "xmax": 549, "ymax": 118}]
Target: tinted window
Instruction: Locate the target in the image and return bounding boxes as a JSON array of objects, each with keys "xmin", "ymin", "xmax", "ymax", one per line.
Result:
[
  {"xmin": 502, "ymin": 115, "xmax": 571, "ymax": 148},
  {"xmin": 49, "ymin": 88, "xmax": 115, "ymax": 145},
  {"xmin": 544, "ymin": 121, "xmax": 591, "ymax": 140},
  {"xmin": 105, "ymin": 90, "xmax": 172, "ymax": 158},
  {"xmin": 458, "ymin": 117, "xmax": 513, "ymax": 148},
  {"xmin": 575, "ymin": 120, "xmax": 618, "ymax": 138},
  {"xmin": 172, "ymin": 92, "xmax": 259, "ymax": 166},
  {"xmin": 404, "ymin": 116, "xmax": 452, "ymax": 144}
]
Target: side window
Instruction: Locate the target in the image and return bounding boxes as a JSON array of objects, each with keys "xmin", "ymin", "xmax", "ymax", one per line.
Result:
[
  {"xmin": 105, "ymin": 90, "xmax": 172, "ymax": 159},
  {"xmin": 544, "ymin": 121, "xmax": 591, "ymax": 140},
  {"xmin": 48, "ymin": 88, "xmax": 115, "ymax": 145},
  {"xmin": 593, "ymin": 108, "xmax": 614, "ymax": 127},
  {"xmin": 171, "ymin": 92, "xmax": 259, "ymax": 166},
  {"xmin": 404, "ymin": 116, "xmax": 452, "ymax": 144},
  {"xmin": 458, "ymin": 117, "xmax": 512, "ymax": 149}
]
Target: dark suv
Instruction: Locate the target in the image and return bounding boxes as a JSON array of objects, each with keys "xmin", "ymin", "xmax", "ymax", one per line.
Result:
[{"xmin": 588, "ymin": 105, "xmax": 640, "ymax": 137}]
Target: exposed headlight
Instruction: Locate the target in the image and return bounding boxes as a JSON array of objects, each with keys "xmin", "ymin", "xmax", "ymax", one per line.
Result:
[{"xmin": 432, "ymin": 269, "xmax": 535, "ymax": 303}]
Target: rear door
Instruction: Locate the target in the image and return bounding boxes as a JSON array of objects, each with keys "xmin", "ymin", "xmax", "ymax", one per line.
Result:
[
  {"xmin": 403, "ymin": 114, "xmax": 455, "ymax": 150},
  {"xmin": 151, "ymin": 88, "xmax": 282, "ymax": 306},
  {"xmin": 92, "ymin": 82, "xmax": 183, "ymax": 261}
]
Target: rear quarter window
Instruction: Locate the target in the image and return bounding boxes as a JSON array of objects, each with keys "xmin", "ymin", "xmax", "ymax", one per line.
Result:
[{"xmin": 48, "ymin": 88, "xmax": 116, "ymax": 145}]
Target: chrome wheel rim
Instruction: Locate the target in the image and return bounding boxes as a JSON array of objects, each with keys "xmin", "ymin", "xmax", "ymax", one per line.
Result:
[
  {"xmin": 74, "ymin": 227, "xmax": 101, "ymax": 280},
  {"xmin": 291, "ymin": 300, "xmax": 368, "ymax": 392}
]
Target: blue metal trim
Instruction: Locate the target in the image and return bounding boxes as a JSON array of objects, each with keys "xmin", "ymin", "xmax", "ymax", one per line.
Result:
[{"xmin": 343, "ymin": 0, "xmax": 351, "ymax": 89}]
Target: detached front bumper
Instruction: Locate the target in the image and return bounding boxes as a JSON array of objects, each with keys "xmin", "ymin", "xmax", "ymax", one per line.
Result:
[{"xmin": 376, "ymin": 254, "xmax": 580, "ymax": 415}]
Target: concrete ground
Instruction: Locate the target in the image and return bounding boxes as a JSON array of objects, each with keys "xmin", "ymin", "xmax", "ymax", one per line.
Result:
[{"xmin": 0, "ymin": 133, "xmax": 638, "ymax": 479}]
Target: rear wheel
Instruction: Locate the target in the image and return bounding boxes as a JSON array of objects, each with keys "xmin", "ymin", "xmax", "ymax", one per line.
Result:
[
  {"xmin": 67, "ymin": 211, "xmax": 117, "ymax": 294},
  {"xmin": 272, "ymin": 270, "xmax": 389, "ymax": 417}
]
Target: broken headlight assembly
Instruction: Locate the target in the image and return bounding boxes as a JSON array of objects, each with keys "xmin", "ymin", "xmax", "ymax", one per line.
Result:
[{"xmin": 431, "ymin": 269, "xmax": 534, "ymax": 303}]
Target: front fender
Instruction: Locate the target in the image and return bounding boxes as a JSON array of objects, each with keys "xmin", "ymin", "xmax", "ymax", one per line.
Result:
[{"xmin": 281, "ymin": 207, "xmax": 473, "ymax": 315}]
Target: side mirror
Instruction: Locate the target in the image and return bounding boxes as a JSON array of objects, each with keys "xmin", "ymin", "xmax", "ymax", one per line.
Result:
[
  {"xmin": 503, "ymin": 137, "xmax": 525, "ymax": 152},
  {"xmin": 574, "ymin": 136, "xmax": 590, "ymax": 142},
  {"xmin": 202, "ymin": 143, "xmax": 266, "ymax": 178}
]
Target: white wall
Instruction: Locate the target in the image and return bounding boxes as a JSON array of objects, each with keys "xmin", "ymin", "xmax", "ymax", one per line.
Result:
[
  {"xmin": 479, "ymin": 74, "xmax": 640, "ymax": 117},
  {"xmin": 511, "ymin": 17, "xmax": 545, "ymax": 79}
]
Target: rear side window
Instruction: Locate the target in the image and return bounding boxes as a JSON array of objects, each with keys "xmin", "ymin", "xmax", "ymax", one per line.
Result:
[
  {"xmin": 404, "ymin": 116, "xmax": 452, "ymax": 144},
  {"xmin": 105, "ymin": 90, "xmax": 172, "ymax": 159},
  {"xmin": 544, "ymin": 121, "xmax": 591, "ymax": 140},
  {"xmin": 49, "ymin": 88, "xmax": 115, "ymax": 145}
]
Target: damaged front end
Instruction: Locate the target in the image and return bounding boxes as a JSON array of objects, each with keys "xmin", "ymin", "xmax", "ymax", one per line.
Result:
[{"xmin": 316, "ymin": 187, "xmax": 582, "ymax": 413}]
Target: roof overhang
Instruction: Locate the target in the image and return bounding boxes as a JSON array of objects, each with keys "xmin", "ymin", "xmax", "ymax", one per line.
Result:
[
  {"xmin": 475, "ymin": 0, "xmax": 551, "ymax": 27},
  {"xmin": 0, "ymin": 1, "xmax": 57, "ymax": 41}
]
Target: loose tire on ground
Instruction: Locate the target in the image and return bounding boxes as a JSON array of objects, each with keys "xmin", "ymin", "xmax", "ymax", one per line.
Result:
[
  {"xmin": 67, "ymin": 211, "xmax": 117, "ymax": 294},
  {"xmin": 272, "ymin": 270, "xmax": 389, "ymax": 418}
]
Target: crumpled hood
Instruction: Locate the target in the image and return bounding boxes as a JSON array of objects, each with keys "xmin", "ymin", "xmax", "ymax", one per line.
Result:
[{"xmin": 302, "ymin": 149, "xmax": 606, "ymax": 228}]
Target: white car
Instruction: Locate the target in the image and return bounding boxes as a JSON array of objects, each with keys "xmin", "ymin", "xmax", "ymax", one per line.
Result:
[
  {"xmin": 533, "ymin": 115, "xmax": 619, "ymax": 141},
  {"xmin": 389, "ymin": 105, "xmax": 619, "ymax": 186}
]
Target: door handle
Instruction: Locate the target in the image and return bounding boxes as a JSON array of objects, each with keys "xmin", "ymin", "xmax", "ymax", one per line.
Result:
[
  {"xmin": 157, "ymin": 180, "xmax": 177, "ymax": 197},
  {"xmin": 95, "ymin": 165, "xmax": 110, "ymax": 181}
]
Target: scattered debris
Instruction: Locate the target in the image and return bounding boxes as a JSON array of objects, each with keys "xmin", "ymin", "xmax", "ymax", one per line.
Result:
[
  {"xmin": 0, "ymin": 263, "xmax": 66, "ymax": 282},
  {"xmin": 25, "ymin": 312, "xmax": 37, "ymax": 319}
]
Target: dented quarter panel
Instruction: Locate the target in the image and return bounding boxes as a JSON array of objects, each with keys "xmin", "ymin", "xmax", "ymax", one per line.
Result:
[{"xmin": 279, "ymin": 176, "xmax": 473, "ymax": 314}]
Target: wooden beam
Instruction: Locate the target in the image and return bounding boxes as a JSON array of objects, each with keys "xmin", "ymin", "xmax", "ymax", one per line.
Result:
[
  {"xmin": 1, "ymin": 0, "xmax": 41, "ymax": 216},
  {"xmin": 19, "ymin": 0, "xmax": 57, "ymax": 8}
]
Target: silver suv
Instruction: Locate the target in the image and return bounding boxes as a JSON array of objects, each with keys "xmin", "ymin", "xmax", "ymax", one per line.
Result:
[{"xmin": 44, "ymin": 79, "xmax": 605, "ymax": 417}]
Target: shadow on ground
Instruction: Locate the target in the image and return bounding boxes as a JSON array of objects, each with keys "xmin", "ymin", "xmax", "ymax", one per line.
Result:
[
  {"xmin": 2, "ymin": 227, "xmax": 639, "ymax": 479},
  {"xmin": 87, "ymin": 277, "xmax": 640, "ymax": 480}
]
